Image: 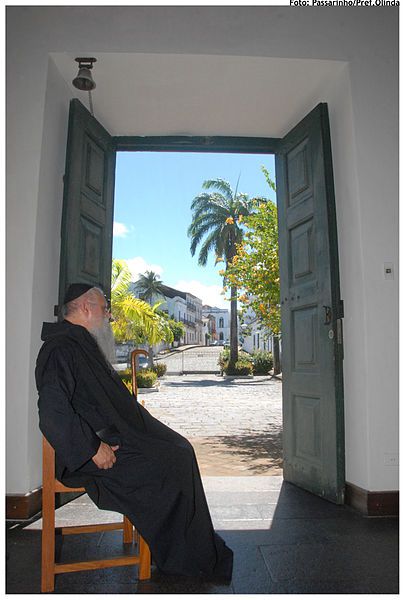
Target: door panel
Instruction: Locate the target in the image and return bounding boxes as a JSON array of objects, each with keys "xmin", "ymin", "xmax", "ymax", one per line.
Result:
[
  {"xmin": 276, "ymin": 103, "xmax": 345, "ymax": 504},
  {"xmin": 58, "ymin": 99, "xmax": 116, "ymax": 310}
]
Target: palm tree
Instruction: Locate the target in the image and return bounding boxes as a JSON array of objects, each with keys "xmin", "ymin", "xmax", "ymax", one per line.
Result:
[
  {"xmin": 111, "ymin": 260, "xmax": 173, "ymax": 355},
  {"xmin": 187, "ymin": 178, "xmax": 259, "ymax": 366},
  {"xmin": 135, "ymin": 270, "xmax": 166, "ymax": 304},
  {"xmin": 134, "ymin": 270, "xmax": 171, "ymax": 365}
]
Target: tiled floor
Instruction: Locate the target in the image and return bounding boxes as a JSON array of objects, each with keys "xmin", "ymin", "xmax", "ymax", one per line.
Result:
[{"xmin": 6, "ymin": 476, "xmax": 399, "ymax": 594}]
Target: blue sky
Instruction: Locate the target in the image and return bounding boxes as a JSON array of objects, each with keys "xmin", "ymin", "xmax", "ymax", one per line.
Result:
[{"xmin": 113, "ymin": 151, "xmax": 275, "ymax": 308}]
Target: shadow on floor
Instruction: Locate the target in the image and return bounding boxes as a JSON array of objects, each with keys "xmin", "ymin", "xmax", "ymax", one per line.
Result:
[
  {"xmin": 162, "ymin": 377, "xmax": 276, "ymax": 388},
  {"xmin": 194, "ymin": 428, "xmax": 283, "ymax": 474}
]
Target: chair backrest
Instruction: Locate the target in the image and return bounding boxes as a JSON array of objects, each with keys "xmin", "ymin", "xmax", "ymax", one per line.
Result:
[
  {"xmin": 42, "ymin": 436, "xmax": 56, "ymax": 487},
  {"xmin": 42, "ymin": 436, "xmax": 84, "ymax": 493}
]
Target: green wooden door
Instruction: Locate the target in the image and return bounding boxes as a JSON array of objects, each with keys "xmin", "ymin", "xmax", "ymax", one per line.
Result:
[
  {"xmin": 275, "ymin": 103, "xmax": 345, "ymax": 504},
  {"xmin": 58, "ymin": 99, "xmax": 116, "ymax": 310}
]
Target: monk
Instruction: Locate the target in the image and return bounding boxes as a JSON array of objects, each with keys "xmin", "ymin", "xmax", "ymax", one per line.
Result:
[{"xmin": 35, "ymin": 283, "xmax": 233, "ymax": 582}]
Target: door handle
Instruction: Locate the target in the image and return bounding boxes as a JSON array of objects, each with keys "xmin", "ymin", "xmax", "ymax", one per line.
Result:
[{"xmin": 323, "ymin": 305, "xmax": 332, "ymax": 325}]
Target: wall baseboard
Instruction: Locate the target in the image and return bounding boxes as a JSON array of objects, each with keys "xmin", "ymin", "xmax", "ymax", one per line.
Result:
[
  {"xmin": 6, "ymin": 489, "xmax": 83, "ymax": 520},
  {"xmin": 345, "ymin": 482, "xmax": 399, "ymax": 516},
  {"xmin": 7, "ymin": 482, "xmax": 399, "ymax": 520},
  {"xmin": 6, "ymin": 488, "xmax": 42, "ymax": 520}
]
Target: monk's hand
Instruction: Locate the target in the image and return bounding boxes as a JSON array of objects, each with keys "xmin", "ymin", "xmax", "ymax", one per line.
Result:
[{"xmin": 92, "ymin": 442, "xmax": 119, "ymax": 469}]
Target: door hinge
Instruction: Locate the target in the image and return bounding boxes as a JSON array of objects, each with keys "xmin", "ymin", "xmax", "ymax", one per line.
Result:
[{"xmin": 337, "ymin": 318, "xmax": 344, "ymax": 358}]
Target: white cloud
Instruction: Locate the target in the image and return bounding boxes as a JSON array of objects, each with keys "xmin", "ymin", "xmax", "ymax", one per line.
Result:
[
  {"xmin": 113, "ymin": 222, "xmax": 130, "ymax": 238},
  {"xmin": 173, "ymin": 279, "xmax": 230, "ymax": 310},
  {"xmin": 123, "ymin": 256, "xmax": 164, "ymax": 281}
]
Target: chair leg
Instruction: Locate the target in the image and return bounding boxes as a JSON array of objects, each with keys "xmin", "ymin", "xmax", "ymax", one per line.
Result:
[
  {"xmin": 123, "ymin": 516, "xmax": 133, "ymax": 543},
  {"xmin": 138, "ymin": 534, "xmax": 151, "ymax": 580},
  {"xmin": 41, "ymin": 482, "xmax": 56, "ymax": 592}
]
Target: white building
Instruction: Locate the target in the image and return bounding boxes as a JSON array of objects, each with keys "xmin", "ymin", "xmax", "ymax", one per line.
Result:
[
  {"xmin": 162, "ymin": 285, "xmax": 203, "ymax": 346},
  {"xmin": 130, "ymin": 283, "xmax": 203, "ymax": 347},
  {"xmin": 202, "ymin": 314, "xmax": 216, "ymax": 345},
  {"xmin": 6, "ymin": 6, "xmax": 398, "ymax": 517},
  {"xmin": 239, "ymin": 306, "xmax": 274, "ymax": 355},
  {"xmin": 202, "ymin": 305, "xmax": 230, "ymax": 343}
]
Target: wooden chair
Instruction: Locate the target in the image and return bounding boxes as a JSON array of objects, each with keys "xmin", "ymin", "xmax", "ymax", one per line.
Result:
[{"xmin": 41, "ymin": 436, "xmax": 151, "ymax": 592}]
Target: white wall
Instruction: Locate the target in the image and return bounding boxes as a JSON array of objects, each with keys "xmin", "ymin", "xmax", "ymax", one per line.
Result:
[
  {"xmin": 7, "ymin": 55, "xmax": 73, "ymax": 493},
  {"xmin": 6, "ymin": 6, "xmax": 398, "ymax": 495}
]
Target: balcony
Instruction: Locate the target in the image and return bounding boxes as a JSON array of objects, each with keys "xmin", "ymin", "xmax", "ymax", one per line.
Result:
[{"xmin": 180, "ymin": 317, "xmax": 196, "ymax": 328}]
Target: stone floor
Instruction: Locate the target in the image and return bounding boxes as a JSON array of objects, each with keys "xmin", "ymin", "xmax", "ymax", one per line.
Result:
[{"xmin": 6, "ymin": 476, "xmax": 399, "ymax": 594}]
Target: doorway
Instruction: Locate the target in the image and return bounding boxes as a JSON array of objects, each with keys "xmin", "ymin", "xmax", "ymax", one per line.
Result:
[
  {"xmin": 112, "ymin": 149, "xmax": 282, "ymax": 478},
  {"xmin": 59, "ymin": 99, "xmax": 344, "ymax": 504}
]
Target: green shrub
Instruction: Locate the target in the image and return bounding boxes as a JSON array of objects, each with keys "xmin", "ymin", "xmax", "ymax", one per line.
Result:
[
  {"xmin": 218, "ymin": 348, "xmax": 230, "ymax": 371},
  {"xmin": 151, "ymin": 362, "xmax": 167, "ymax": 377},
  {"xmin": 219, "ymin": 349, "xmax": 254, "ymax": 374},
  {"xmin": 136, "ymin": 370, "xmax": 158, "ymax": 388},
  {"xmin": 224, "ymin": 359, "xmax": 253, "ymax": 376},
  {"xmin": 118, "ymin": 368, "xmax": 132, "ymax": 380},
  {"xmin": 252, "ymin": 351, "xmax": 273, "ymax": 375}
]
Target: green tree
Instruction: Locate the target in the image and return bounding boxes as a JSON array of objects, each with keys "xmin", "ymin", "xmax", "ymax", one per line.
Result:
[
  {"xmin": 111, "ymin": 259, "xmax": 161, "ymax": 343},
  {"xmin": 111, "ymin": 260, "xmax": 173, "ymax": 360},
  {"xmin": 134, "ymin": 270, "xmax": 173, "ymax": 364},
  {"xmin": 223, "ymin": 167, "xmax": 281, "ymax": 373},
  {"xmin": 188, "ymin": 177, "xmax": 265, "ymax": 366},
  {"xmin": 135, "ymin": 270, "xmax": 166, "ymax": 304},
  {"xmin": 167, "ymin": 318, "xmax": 186, "ymax": 346}
]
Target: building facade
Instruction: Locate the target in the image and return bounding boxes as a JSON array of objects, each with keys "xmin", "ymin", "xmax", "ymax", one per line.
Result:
[
  {"xmin": 239, "ymin": 312, "xmax": 274, "ymax": 355},
  {"xmin": 202, "ymin": 314, "xmax": 216, "ymax": 345},
  {"xmin": 202, "ymin": 305, "xmax": 230, "ymax": 343}
]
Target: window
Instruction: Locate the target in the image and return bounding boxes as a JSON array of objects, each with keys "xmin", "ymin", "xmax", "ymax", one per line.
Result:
[
  {"xmin": 219, "ymin": 332, "xmax": 224, "ymax": 341},
  {"xmin": 219, "ymin": 317, "xmax": 224, "ymax": 328}
]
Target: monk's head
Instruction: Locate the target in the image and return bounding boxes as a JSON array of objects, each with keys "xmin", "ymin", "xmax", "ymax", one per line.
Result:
[{"xmin": 62, "ymin": 286, "xmax": 116, "ymax": 363}]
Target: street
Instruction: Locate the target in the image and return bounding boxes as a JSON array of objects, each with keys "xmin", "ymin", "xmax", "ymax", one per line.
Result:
[{"xmin": 156, "ymin": 345, "xmax": 222, "ymax": 373}]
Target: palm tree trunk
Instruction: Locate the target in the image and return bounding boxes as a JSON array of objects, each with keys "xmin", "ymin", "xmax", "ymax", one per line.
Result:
[
  {"xmin": 229, "ymin": 285, "xmax": 238, "ymax": 365},
  {"xmin": 273, "ymin": 335, "xmax": 281, "ymax": 375},
  {"xmin": 148, "ymin": 345, "xmax": 154, "ymax": 368}
]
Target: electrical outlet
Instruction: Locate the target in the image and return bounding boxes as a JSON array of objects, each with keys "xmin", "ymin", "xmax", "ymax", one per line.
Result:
[
  {"xmin": 384, "ymin": 263, "xmax": 394, "ymax": 280},
  {"xmin": 384, "ymin": 453, "xmax": 399, "ymax": 466}
]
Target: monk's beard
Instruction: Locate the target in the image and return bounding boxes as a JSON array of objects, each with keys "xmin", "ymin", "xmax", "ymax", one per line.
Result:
[{"xmin": 90, "ymin": 318, "xmax": 117, "ymax": 365}]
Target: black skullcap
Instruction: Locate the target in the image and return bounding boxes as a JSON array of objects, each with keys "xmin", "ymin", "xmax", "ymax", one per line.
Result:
[{"xmin": 63, "ymin": 283, "xmax": 95, "ymax": 304}]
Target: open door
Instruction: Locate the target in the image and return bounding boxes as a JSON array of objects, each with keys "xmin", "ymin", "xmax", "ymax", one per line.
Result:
[
  {"xmin": 58, "ymin": 99, "xmax": 116, "ymax": 311},
  {"xmin": 275, "ymin": 103, "xmax": 345, "ymax": 504}
]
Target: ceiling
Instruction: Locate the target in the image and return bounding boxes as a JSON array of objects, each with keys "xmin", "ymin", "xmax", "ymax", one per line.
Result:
[{"xmin": 52, "ymin": 52, "xmax": 345, "ymax": 138}]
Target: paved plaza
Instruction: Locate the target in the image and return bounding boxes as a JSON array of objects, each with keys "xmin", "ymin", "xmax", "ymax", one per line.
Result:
[
  {"xmin": 157, "ymin": 345, "xmax": 222, "ymax": 374},
  {"xmin": 140, "ymin": 373, "xmax": 283, "ymax": 476}
]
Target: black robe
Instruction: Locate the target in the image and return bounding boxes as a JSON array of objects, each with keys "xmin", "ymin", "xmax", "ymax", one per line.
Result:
[{"xmin": 35, "ymin": 320, "xmax": 233, "ymax": 581}]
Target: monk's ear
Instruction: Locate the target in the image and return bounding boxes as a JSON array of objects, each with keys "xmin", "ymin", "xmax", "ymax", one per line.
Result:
[{"xmin": 81, "ymin": 299, "xmax": 92, "ymax": 318}]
